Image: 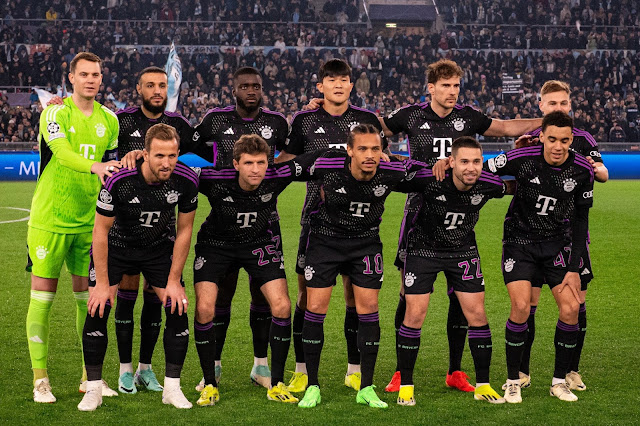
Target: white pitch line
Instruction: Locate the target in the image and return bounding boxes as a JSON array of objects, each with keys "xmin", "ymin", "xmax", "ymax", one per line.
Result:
[{"xmin": 0, "ymin": 207, "xmax": 30, "ymax": 224}]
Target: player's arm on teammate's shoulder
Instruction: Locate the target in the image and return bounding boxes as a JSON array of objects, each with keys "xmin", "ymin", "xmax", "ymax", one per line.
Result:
[
  {"xmin": 88, "ymin": 212, "xmax": 116, "ymax": 318},
  {"xmin": 484, "ymin": 117, "xmax": 543, "ymax": 137},
  {"xmin": 276, "ymin": 115, "xmax": 304, "ymax": 163},
  {"xmin": 287, "ymin": 149, "xmax": 328, "ymax": 180},
  {"xmin": 165, "ymin": 208, "xmax": 196, "ymax": 316},
  {"xmin": 120, "ymin": 150, "xmax": 144, "ymax": 168},
  {"xmin": 40, "ymin": 105, "xmax": 121, "ymax": 183},
  {"xmin": 432, "ymin": 157, "xmax": 451, "ymax": 181},
  {"xmin": 378, "ymin": 116, "xmax": 394, "ymax": 138},
  {"xmin": 304, "ymin": 97, "xmax": 324, "ymax": 111},
  {"xmin": 394, "ymin": 159, "xmax": 431, "ymax": 193},
  {"xmin": 586, "ymin": 156, "xmax": 609, "ymax": 182},
  {"xmin": 514, "ymin": 134, "xmax": 539, "ymax": 149}
]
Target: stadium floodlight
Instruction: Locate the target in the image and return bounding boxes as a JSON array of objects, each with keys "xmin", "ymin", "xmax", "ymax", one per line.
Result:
[{"xmin": 385, "ymin": 23, "xmax": 397, "ymax": 28}]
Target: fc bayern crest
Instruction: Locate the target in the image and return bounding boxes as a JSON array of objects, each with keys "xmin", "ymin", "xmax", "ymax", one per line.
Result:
[
  {"xmin": 349, "ymin": 121, "xmax": 360, "ymax": 131},
  {"xmin": 563, "ymin": 179, "xmax": 577, "ymax": 192},
  {"xmin": 452, "ymin": 118, "xmax": 465, "ymax": 131},
  {"xmin": 261, "ymin": 192, "xmax": 273, "ymax": 202},
  {"xmin": 504, "ymin": 258, "xmax": 516, "ymax": 272},
  {"xmin": 166, "ymin": 190, "xmax": 179, "ymax": 204},
  {"xmin": 470, "ymin": 194, "xmax": 484, "ymax": 205},
  {"xmin": 260, "ymin": 126, "xmax": 273, "ymax": 139},
  {"xmin": 404, "ymin": 272, "xmax": 416, "ymax": 287},
  {"xmin": 304, "ymin": 265, "xmax": 315, "ymax": 281},
  {"xmin": 373, "ymin": 185, "xmax": 388, "ymax": 197},
  {"xmin": 95, "ymin": 123, "xmax": 106, "ymax": 137},
  {"xmin": 194, "ymin": 256, "xmax": 206, "ymax": 270}
]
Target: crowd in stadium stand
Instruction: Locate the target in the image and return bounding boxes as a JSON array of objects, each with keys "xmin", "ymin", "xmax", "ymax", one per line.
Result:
[{"xmin": 1, "ymin": 0, "xmax": 639, "ymax": 144}]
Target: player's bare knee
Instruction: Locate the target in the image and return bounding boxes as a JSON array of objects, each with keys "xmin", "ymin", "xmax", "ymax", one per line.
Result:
[
  {"xmin": 558, "ymin": 300, "xmax": 580, "ymax": 323},
  {"xmin": 270, "ymin": 297, "xmax": 291, "ymax": 318},
  {"xmin": 195, "ymin": 304, "xmax": 214, "ymax": 324}
]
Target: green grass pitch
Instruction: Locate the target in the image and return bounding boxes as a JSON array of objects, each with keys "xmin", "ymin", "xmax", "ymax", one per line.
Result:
[{"xmin": 1, "ymin": 180, "xmax": 639, "ymax": 424}]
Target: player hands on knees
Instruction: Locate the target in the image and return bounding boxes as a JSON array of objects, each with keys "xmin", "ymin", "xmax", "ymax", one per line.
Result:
[{"xmin": 79, "ymin": 124, "xmax": 198, "ymax": 411}]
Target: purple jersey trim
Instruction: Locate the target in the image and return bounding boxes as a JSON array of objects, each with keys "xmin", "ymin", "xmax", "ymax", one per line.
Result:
[
  {"xmin": 349, "ymin": 105, "xmax": 377, "ymax": 115},
  {"xmin": 164, "ymin": 110, "xmax": 191, "ymax": 125},
  {"xmin": 573, "ymin": 128, "xmax": 598, "ymax": 147},
  {"xmin": 172, "ymin": 169, "xmax": 199, "ymax": 187},
  {"xmin": 116, "ymin": 106, "xmax": 139, "ymax": 115},
  {"xmin": 105, "ymin": 168, "xmax": 138, "ymax": 191},
  {"xmin": 261, "ymin": 109, "xmax": 287, "ymax": 120},
  {"xmin": 291, "ymin": 108, "xmax": 320, "ymax": 121}
]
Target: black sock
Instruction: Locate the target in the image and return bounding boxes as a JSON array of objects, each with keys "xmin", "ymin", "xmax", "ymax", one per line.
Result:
[
  {"xmin": 345, "ymin": 306, "xmax": 359, "ymax": 366},
  {"xmin": 83, "ymin": 304, "xmax": 111, "ymax": 381},
  {"xmin": 397, "ymin": 324, "xmax": 421, "ymax": 386},
  {"xmin": 302, "ymin": 311, "xmax": 325, "ymax": 387},
  {"xmin": 468, "ymin": 324, "xmax": 492, "ymax": 384},
  {"xmin": 554, "ymin": 320, "xmax": 578, "ymax": 379},
  {"xmin": 194, "ymin": 320, "xmax": 216, "ymax": 386},
  {"xmin": 394, "ymin": 294, "xmax": 406, "ymax": 371},
  {"xmin": 505, "ymin": 319, "xmax": 528, "ymax": 380},
  {"xmin": 212, "ymin": 305, "xmax": 231, "ymax": 361},
  {"xmin": 569, "ymin": 303, "xmax": 587, "ymax": 372},
  {"xmin": 250, "ymin": 303, "xmax": 272, "ymax": 359},
  {"xmin": 163, "ymin": 305, "xmax": 189, "ymax": 378},
  {"xmin": 115, "ymin": 289, "xmax": 136, "ymax": 365},
  {"xmin": 447, "ymin": 292, "xmax": 468, "ymax": 374},
  {"xmin": 139, "ymin": 291, "xmax": 162, "ymax": 365},
  {"xmin": 520, "ymin": 305, "xmax": 537, "ymax": 376},
  {"xmin": 270, "ymin": 316, "xmax": 292, "ymax": 386},
  {"xmin": 358, "ymin": 312, "xmax": 380, "ymax": 389},
  {"xmin": 292, "ymin": 305, "xmax": 305, "ymax": 364}
]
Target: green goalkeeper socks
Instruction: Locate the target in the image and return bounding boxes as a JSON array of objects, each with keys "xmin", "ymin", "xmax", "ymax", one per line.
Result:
[{"xmin": 26, "ymin": 290, "xmax": 55, "ymax": 381}]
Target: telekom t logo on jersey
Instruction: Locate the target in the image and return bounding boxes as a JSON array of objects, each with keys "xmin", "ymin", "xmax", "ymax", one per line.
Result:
[
  {"xmin": 79, "ymin": 144, "xmax": 96, "ymax": 160},
  {"xmin": 535, "ymin": 195, "xmax": 557, "ymax": 215},
  {"xmin": 433, "ymin": 138, "xmax": 452, "ymax": 159},
  {"xmin": 237, "ymin": 212, "xmax": 258, "ymax": 228},
  {"xmin": 350, "ymin": 202, "xmax": 371, "ymax": 217},
  {"xmin": 444, "ymin": 212, "xmax": 465, "ymax": 230},
  {"xmin": 139, "ymin": 211, "xmax": 161, "ymax": 227}
]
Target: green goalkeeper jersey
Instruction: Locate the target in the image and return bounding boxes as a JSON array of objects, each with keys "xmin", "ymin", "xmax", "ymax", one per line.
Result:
[{"xmin": 29, "ymin": 96, "xmax": 119, "ymax": 233}]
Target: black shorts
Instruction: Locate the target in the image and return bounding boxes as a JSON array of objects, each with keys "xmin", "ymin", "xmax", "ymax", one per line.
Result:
[
  {"xmin": 193, "ymin": 237, "xmax": 286, "ymax": 288},
  {"xmin": 395, "ymin": 193, "xmax": 422, "ymax": 269},
  {"xmin": 304, "ymin": 232, "xmax": 384, "ymax": 290},
  {"xmin": 403, "ymin": 252, "xmax": 485, "ymax": 295},
  {"xmin": 502, "ymin": 240, "xmax": 574, "ymax": 289},
  {"xmin": 295, "ymin": 222, "xmax": 312, "ymax": 275},
  {"xmin": 89, "ymin": 242, "xmax": 180, "ymax": 289},
  {"xmin": 215, "ymin": 222, "xmax": 282, "ymax": 306},
  {"xmin": 529, "ymin": 238, "xmax": 592, "ymax": 291}
]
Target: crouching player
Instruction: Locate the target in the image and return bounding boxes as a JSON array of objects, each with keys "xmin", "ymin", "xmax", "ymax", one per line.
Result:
[
  {"xmin": 78, "ymin": 124, "xmax": 199, "ymax": 411},
  {"xmin": 393, "ymin": 137, "xmax": 511, "ymax": 406},
  {"xmin": 486, "ymin": 111, "xmax": 594, "ymax": 403},
  {"xmin": 194, "ymin": 135, "xmax": 319, "ymax": 406}
]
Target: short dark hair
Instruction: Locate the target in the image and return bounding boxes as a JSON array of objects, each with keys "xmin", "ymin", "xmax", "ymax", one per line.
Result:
[
  {"xmin": 319, "ymin": 59, "xmax": 351, "ymax": 81},
  {"xmin": 452, "ymin": 136, "xmax": 482, "ymax": 156},
  {"xmin": 347, "ymin": 123, "xmax": 381, "ymax": 148},
  {"xmin": 70, "ymin": 52, "xmax": 102, "ymax": 73},
  {"xmin": 233, "ymin": 134, "xmax": 270, "ymax": 162},
  {"xmin": 541, "ymin": 110, "xmax": 573, "ymax": 132},
  {"xmin": 138, "ymin": 66, "xmax": 167, "ymax": 83},
  {"xmin": 233, "ymin": 66, "xmax": 261, "ymax": 81},
  {"xmin": 144, "ymin": 123, "xmax": 180, "ymax": 151},
  {"xmin": 427, "ymin": 59, "xmax": 463, "ymax": 85}
]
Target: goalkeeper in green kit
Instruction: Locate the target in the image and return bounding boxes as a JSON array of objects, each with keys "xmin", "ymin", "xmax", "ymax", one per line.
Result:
[{"xmin": 27, "ymin": 52, "xmax": 122, "ymax": 403}]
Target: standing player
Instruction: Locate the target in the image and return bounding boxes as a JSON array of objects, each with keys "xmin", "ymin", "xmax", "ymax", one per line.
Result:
[
  {"xmin": 193, "ymin": 135, "xmax": 318, "ymax": 406},
  {"xmin": 381, "ymin": 59, "xmax": 542, "ymax": 393},
  {"xmin": 393, "ymin": 137, "xmax": 510, "ymax": 406},
  {"xmin": 27, "ymin": 52, "xmax": 121, "ymax": 403},
  {"xmin": 77, "ymin": 124, "xmax": 198, "ymax": 411},
  {"xmin": 485, "ymin": 111, "xmax": 594, "ymax": 403},
  {"xmin": 504, "ymin": 80, "xmax": 608, "ymax": 392},
  {"xmin": 298, "ymin": 124, "xmax": 416, "ymax": 409},
  {"xmin": 277, "ymin": 59, "xmax": 386, "ymax": 393},
  {"xmin": 193, "ymin": 66, "xmax": 289, "ymax": 389},
  {"xmin": 113, "ymin": 66, "xmax": 202, "ymax": 395}
]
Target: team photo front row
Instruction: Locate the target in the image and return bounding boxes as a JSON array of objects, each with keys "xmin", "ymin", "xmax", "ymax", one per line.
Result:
[{"xmin": 69, "ymin": 115, "xmax": 591, "ymax": 410}]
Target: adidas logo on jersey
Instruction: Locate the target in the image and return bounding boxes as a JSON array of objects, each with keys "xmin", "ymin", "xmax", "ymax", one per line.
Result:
[
  {"xmin": 223, "ymin": 196, "xmax": 234, "ymax": 202},
  {"xmin": 436, "ymin": 195, "xmax": 447, "ymax": 202},
  {"xmin": 530, "ymin": 177, "xmax": 541, "ymax": 184},
  {"xmin": 224, "ymin": 127, "xmax": 234, "ymax": 135},
  {"xmin": 581, "ymin": 268, "xmax": 591, "ymax": 275},
  {"xmin": 130, "ymin": 130, "xmax": 142, "ymax": 137},
  {"xmin": 419, "ymin": 122, "xmax": 431, "ymax": 130},
  {"xmin": 335, "ymin": 187, "xmax": 347, "ymax": 194},
  {"xmin": 314, "ymin": 127, "xmax": 326, "ymax": 134},
  {"xmin": 129, "ymin": 197, "xmax": 140, "ymax": 203},
  {"xmin": 69, "ymin": 126, "xmax": 76, "ymax": 133},
  {"xmin": 86, "ymin": 331, "xmax": 104, "ymax": 337}
]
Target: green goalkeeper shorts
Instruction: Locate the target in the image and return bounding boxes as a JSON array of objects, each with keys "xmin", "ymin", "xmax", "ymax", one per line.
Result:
[{"xmin": 27, "ymin": 227, "xmax": 92, "ymax": 278}]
